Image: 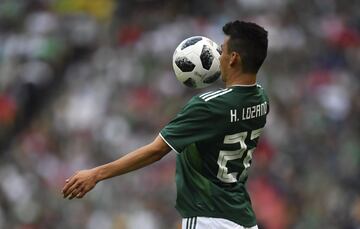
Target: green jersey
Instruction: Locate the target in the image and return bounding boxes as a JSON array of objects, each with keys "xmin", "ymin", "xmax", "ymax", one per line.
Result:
[{"xmin": 160, "ymin": 85, "xmax": 269, "ymax": 227}]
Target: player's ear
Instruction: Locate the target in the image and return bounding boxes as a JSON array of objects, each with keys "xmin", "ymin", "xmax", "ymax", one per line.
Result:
[{"xmin": 229, "ymin": 52, "xmax": 240, "ymax": 67}]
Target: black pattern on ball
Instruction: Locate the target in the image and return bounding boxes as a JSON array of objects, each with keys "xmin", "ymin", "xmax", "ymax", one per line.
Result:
[
  {"xmin": 183, "ymin": 78, "xmax": 196, "ymax": 88},
  {"xmin": 181, "ymin": 37, "xmax": 202, "ymax": 50},
  {"xmin": 175, "ymin": 57, "xmax": 195, "ymax": 72},
  {"xmin": 200, "ymin": 45, "xmax": 214, "ymax": 70},
  {"xmin": 203, "ymin": 71, "xmax": 220, "ymax": 84}
]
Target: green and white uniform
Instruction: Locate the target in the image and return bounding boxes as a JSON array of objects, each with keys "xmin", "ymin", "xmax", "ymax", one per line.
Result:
[{"xmin": 160, "ymin": 85, "xmax": 269, "ymax": 227}]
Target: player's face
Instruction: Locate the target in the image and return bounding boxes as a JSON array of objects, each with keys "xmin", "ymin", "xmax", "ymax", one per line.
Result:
[{"xmin": 219, "ymin": 37, "xmax": 230, "ymax": 82}]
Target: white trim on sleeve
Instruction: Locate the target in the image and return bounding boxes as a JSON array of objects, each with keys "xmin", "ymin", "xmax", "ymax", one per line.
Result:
[{"xmin": 159, "ymin": 133, "xmax": 180, "ymax": 154}]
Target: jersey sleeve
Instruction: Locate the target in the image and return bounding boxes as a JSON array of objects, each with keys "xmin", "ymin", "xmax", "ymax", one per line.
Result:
[{"xmin": 160, "ymin": 96, "xmax": 216, "ymax": 153}]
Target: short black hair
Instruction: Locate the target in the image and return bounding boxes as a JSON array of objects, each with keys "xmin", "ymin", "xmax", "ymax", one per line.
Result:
[{"xmin": 223, "ymin": 20, "xmax": 268, "ymax": 73}]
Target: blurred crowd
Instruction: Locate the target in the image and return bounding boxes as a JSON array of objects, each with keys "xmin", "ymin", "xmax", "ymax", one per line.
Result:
[{"xmin": 0, "ymin": 0, "xmax": 359, "ymax": 228}]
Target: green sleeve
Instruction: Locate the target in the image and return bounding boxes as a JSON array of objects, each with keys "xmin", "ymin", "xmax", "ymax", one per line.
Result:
[{"xmin": 160, "ymin": 96, "xmax": 216, "ymax": 153}]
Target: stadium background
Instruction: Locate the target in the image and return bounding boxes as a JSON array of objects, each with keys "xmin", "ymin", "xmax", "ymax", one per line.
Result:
[{"xmin": 0, "ymin": 0, "xmax": 359, "ymax": 228}]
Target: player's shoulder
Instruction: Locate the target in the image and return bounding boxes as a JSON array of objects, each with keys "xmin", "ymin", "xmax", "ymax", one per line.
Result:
[
  {"xmin": 256, "ymin": 84, "xmax": 269, "ymax": 99},
  {"xmin": 256, "ymin": 84, "xmax": 265, "ymax": 91},
  {"xmin": 196, "ymin": 88, "xmax": 234, "ymax": 102}
]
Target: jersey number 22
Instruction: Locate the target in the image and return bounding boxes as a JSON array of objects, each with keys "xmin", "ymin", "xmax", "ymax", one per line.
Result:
[{"xmin": 217, "ymin": 128, "xmax": 263, "ymax": 183}]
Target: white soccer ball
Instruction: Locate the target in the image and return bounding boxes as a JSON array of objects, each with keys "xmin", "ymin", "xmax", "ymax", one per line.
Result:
[{"xmin": 172, "ymin": 36, "xmax": 221, "ymax": 89}]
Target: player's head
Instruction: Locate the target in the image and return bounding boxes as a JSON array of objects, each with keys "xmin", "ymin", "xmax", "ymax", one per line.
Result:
[{"xmin": 220, "ymin": 20, "xmax": 268, "ymax": 80}]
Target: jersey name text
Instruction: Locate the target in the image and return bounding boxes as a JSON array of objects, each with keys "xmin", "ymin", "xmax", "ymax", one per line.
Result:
[{"xmin": 230, "ymin": 101, "xmax": 268, "ymax": 122}]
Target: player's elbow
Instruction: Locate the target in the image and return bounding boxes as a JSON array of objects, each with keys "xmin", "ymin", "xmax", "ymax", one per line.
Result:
[
  {"xmin": 149, "ymin": 136, "xmax": 171, "ymax": 161},
  {"xmin": 152, "ymin": 145, "xmax": 169, "ymax": 161},
  {"xmin": 152, "ymin": 151, "xmax": 166, "ymax": 162}
]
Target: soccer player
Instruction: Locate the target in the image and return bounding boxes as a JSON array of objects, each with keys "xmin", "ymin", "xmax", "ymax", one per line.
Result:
[{"xmin": 62, "ymin": 20, "xmax": 269, "ymax": 229}]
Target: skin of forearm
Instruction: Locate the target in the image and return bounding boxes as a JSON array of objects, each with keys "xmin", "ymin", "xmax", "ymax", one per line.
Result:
[{"xmin": 95, "ymin": 143, "xmax": 167, "ymax": 182}]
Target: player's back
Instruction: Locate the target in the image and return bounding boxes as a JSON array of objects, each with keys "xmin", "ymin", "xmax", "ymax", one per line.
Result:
[
  {"xmin": 160, "ymin": 84, "xmax": 269, "ymax": 227},
  {"xmin": 196, "ymin": 84, "xmax": 268, "ymax": 185}
]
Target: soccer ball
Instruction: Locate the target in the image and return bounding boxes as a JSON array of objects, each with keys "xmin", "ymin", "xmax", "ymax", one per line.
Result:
[{"xmin": 172, "ymin": 36, "xmax": 221, "ymax": 89}]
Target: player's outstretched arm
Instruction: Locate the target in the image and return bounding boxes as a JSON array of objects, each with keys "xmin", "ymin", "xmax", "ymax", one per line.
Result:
[{"xmin": 62, "ymin": 135, "xmax": 171, "ymax": 199}]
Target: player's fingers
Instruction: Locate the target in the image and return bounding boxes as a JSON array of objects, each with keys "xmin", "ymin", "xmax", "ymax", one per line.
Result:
[
  {"xmin": 69, "ymin": 186, "xmax": 83, "ymax": 200},
  {"xmin": 76, "ymin": 190, "xmax": 86, "ymax": 199},
  {"xmin": 62, "ymin": 176, "xmax": 78, "ymax": 195},
  {"xmin": 65, "ymin": 175, "xmax": 73, "ymax": 183},
  {"xmin": 64, "ymin": 171, "xmax": 79, "ymax": 184},
  {"xmin": 63, "ymin": 181, "xmax": 77, "ymax": 197},
  {"xmin": 69, "ymin": 191, "xmax": 77, "ymax": 200},
  {"xmin": 69, "ymin": 192, "xmax": 76, "ymax": 200},
  {"xmin": 76, "ymin": 183, "xmax": 94, "ymax": 199},
  {"xmin": 63, "ymin": 180, "xmax": 81, "ymax": 198}
]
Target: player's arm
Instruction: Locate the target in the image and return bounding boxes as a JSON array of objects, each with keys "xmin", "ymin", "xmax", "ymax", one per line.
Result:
[{"xmin": 62, "ymin": 135, "xmax": 171, "ymax": 199}]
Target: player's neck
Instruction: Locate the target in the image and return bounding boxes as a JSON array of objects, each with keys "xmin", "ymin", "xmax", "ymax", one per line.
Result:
[{"xmin": 225, "ymin": 72, "xmax": 257, "ymax": 88}]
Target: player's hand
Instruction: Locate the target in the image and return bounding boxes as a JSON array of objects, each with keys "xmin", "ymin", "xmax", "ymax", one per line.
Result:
[{"xmin": 62, "ymin": 168, "xmax": 99, "ymax": 200}]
